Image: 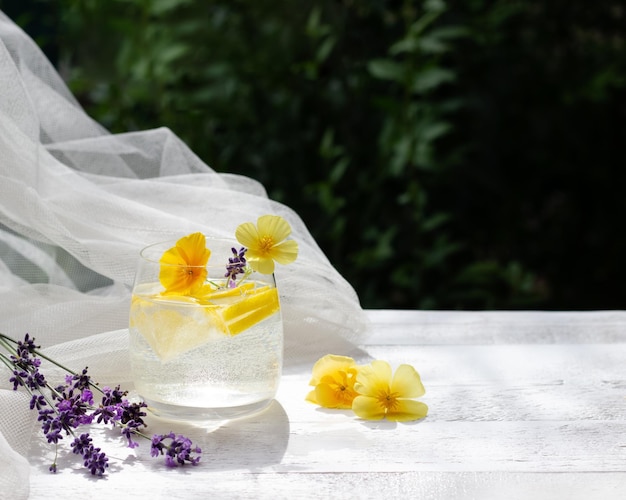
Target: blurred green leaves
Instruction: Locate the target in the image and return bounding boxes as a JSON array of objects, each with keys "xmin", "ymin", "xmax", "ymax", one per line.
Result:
[{"xmin": 8, "ymin": 0, "xmax": 624, "ymax": 309}]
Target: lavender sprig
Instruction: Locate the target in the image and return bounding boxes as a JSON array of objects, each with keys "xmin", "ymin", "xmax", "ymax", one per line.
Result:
[
  {"xmin": 0, "ymin": 332, "xmax": 202, "ymax": 476},
  {"xmin": 151, "ymin": 432, "xmax": 202, "ymax": 467},
  {"xmin": 225, "ymin": 246, "xmax": 248, "ymax": 286}
]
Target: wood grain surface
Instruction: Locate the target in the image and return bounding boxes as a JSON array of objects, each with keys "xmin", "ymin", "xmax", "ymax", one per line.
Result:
[{"xmin": 27, "ymin": 310, "xmax": 626, "ymax": 499}]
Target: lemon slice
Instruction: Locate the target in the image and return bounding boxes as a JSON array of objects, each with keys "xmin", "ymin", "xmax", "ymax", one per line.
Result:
[
  {"xmin": 194, "ymin": 282, "xmax": 281, "ymax": 334},
  {"xmin": 217, "ymin": 286, "xmax": 280, "ymax": 336},
  {"xmin": 130, "ymin": 295, "xmax": 226, "ymax": 362}
]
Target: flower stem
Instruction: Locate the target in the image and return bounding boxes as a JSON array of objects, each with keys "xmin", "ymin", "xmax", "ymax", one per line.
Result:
[
  {"xmin": 1, "ymin": 332, "xmax": 104, "ymax": 396},
  {"xmin": 0, "ymin": 352, "xmax": 15, "ymax": 373}
]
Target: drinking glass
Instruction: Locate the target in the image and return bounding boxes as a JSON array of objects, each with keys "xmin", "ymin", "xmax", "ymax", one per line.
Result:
[{"xmin": 129, "ymin": 237, "xmax": 283, "ymax": 422}]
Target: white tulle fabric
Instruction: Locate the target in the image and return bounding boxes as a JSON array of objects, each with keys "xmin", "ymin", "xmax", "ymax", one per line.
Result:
[{"xmin": 0, "ymin": 11, "xmax": 368, "ymax": 498}]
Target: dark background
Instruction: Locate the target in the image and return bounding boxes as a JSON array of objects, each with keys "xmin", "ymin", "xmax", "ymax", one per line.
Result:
[{"xmin": 3, "ymin": 0, "xmax": 625, "ymax": 310}]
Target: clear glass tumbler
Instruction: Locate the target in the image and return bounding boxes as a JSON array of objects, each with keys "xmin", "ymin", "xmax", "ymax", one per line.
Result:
[{"xmin": 129, "ymin": 237, "xmax": 284, "ymax": 422}]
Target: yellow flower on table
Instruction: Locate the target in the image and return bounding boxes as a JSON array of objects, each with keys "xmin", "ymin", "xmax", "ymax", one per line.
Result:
[
  {"xmin": 305, "ymin": 354, "xmax": 360, "ymax": 409},
  {"xmin": 235, "ymin": 215, "xmax": 298, "ymax": 274},
  {"xmin": 352, "ymin": 360, "xmax": 428, "ymax": 422},
  {"xmin": 159, "ymin": 232, "xmax": 211, "ymax": 295}
]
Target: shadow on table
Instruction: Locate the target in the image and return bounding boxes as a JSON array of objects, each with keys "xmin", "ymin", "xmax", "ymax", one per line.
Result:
[
  {"xmin": 27, "ymin": 399, "xmax": 289, "ymax": 477},
  {"xmin": 356, "ymin": 415, "xmax": 429, "ymax": 431},
  {"xmin": 201, "ymin": 399, "xmax": 289, "ymax": 471},
  {"xmin": 142, "ymin": 399, "xmax": 290, "ymax": 472}
]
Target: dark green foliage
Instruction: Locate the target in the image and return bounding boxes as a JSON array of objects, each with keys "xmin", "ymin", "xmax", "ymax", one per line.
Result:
[
  {"xmin": 442, "ymin": 1, "xmax": 626, "ymax": 309},
  {"xmin": 4, "ymin": 0, "xmax": 625, "ymax": 309}
]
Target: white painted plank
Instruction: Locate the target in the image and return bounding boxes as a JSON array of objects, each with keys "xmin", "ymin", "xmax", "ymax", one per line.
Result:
[
  {"xmin": 365, "ymin": 309, "xmax": 626, "ymax": 344},
  {"xmin": 26, "ymin": 471, "xmax": 626, "ymax": 500}
]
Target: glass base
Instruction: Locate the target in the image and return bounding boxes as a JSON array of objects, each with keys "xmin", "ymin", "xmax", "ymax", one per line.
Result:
[{"xmin": 142, "ymin": 396, "xmax": 274, "ymax": 424}]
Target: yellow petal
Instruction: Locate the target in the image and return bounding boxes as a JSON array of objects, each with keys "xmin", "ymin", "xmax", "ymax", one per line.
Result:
[
  {"xmin": 386, "ymin": 400, "xmax": 428, "ymax": 422},
  {"xmin": 235, "ymin": 222, "xmax": 260, "ymax": 248},
  {"xmin": 351, "ymin": 395, "xmax": 386, "ymax": 420},
  {"xmin": 160, "ymin": 246, "xmax": 187, "ymax": 266},
  {"xmin": 315, "ymin": 384, "xmax": 337, "ymax": 407},
  {"xmin": 314, "ymin": 383, "xmax": 353, "ymax": 409},
  {"xmin": 248, "ymin": 256, "xmax": 275, "ymax": 274},
  {"xmin": 177, "ymin": 232, "xmax": 210, "ymax": 267},
  {"xmin": 159, "ymin": 266, "xmax": 207, "ymax": 295},
  {"xmin": 271, "ymin": 239, "xmax": 299, "ymax": 265},
  {"xmin": 391, "ymin": 364, "xmax": 425, "ymax": 399},
  {"xmin": 257, "ymin": 215, "xmax": 292, "ymax": 242},
  {"xmin": 305, "ymin": 389, "xmax": 319, "ymax": 405},
  {"xmin": 354, "ymin": 360, "xmax": 392, "ymax": 397},
  {"xmin": 309, "ymin": 354, "xmax": 356, "ymax": 385}
]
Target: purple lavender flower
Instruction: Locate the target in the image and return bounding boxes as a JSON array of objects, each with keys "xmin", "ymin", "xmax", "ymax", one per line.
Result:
[
  {"xmin": 70, "ymin": 433, "xmax": 108, "ymax": 475},
  {"xmin": 8, "ymin": 336, "xmax": 45, "ymax": 390},
  {"xmin": 93, "ymin": 404, "xmax": 121, "ymax": 425},
  {"xmin": 9, "ymin": 368, "xmax": 28, "ymax": 390},
  {"xmin": 119, "ymin": 399, "xmax": 148, "ymax": 426},
  {"xmin": 44, "ymin": 422, "xmax": 63, "ymax": 444},
  {"xmin": 64, "ymin": 367, "xmax": 91, "ymax": 392},
  {"xmin": 16, "ymin": 333, "xmax": 39, "ymax": 356},
  {"xmin": 81, "ymin": 389, "xmax": 94, "ymax": 405},
  {"xmin": 26, "ymin": 370, "xmax": 46, "ymax": 390},
  {"xmin": 101, "ymin": 385, "xmax": 126, "ymax": 406},
  {"xmin": 71, "ymin": 433, "xmax": 93, "ymax": 454},
  {"xmin": 93, "ymin": 386, "xmax": 127, "ymax": 424},
  {"xmin": 38, "ymin": 408, "xmax": 55, "ymax": 423},
  {"xmin": 82, "ymin": 445, "xmax": 109, "ymax": 476},
  {"xmin": 225, "ymin": 246, "xmax": 247, "ymax": 286},
  {"xmin": 150, "ymin": 432, "xmax": 201, "ymax": 467},
  {"xmin": 121, "ymin": 422, "xmax": 141, "ymax": 449},
  {"xmin": 53, "ymin": 388, "xmax": 90, "ymax": 430},
  {"xmin": 29, "ymin": 394, "xmax": 46, "ymax": 410}
]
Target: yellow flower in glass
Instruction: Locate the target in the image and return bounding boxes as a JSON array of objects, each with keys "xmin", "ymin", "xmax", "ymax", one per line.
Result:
[
  {"xmin": 235, "ymin": 215, "xmax": 298, "ymax": 274},
  {"xmin": 352, "ymin": 360, "xmax": 428, "ymax": 422},
  {"xmin": 159, "ymin": 232, "xmax": 211, "ymax": 295},
  {"xmin": 305, "ymin": 354, "xmax": 360, "ymax": 409}
]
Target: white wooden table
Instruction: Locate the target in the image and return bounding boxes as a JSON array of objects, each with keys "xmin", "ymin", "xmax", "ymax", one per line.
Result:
[{"xmin": 27, "ymin": 310, "xmax": 626, "ymax": 499}]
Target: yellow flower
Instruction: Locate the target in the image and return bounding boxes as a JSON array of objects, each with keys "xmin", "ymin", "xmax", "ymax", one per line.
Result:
[
  {"xmin": 305, "ymin": 354, "xmax": 360, "ymax": 409},
  {"xmin": 159, "ymin": 232, "xmax": 211, "ymax": 295},
  {"xmin": 235, "ymin": 215, "xmax": 298, "ymax": 274},
  {"xmin": 352, "ymin": 360, "xmax": 428, "ymax": 422}
]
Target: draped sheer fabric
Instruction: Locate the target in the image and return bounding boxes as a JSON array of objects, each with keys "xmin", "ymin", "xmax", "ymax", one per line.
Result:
[{"xmin": 0, "ymin": 11, "xmax": 368, "ymax": 497}]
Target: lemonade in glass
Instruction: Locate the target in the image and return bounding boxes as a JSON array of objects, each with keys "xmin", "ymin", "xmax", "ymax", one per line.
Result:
[{"xmin": 129, "ymin": 234, "xmax": 285, "ymax": 422}]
